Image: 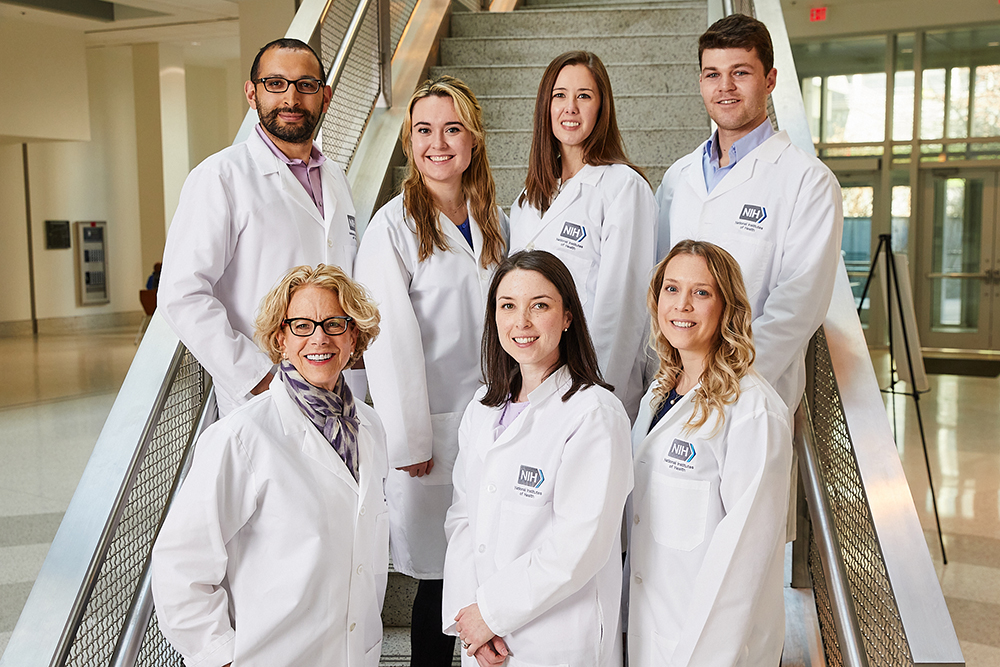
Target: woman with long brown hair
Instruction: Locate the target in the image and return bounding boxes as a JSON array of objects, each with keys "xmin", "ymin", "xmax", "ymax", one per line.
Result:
[
  {"xmin": 354, "ymin": 75, "xmax": 507, "ymax": 666},
  {"xmin": 627, "ymin": 240, "xmax": 791, "ymax": 667},
  {"xmin": 510, "ymin": 50, "xmax": 657, "ymax": 421}
]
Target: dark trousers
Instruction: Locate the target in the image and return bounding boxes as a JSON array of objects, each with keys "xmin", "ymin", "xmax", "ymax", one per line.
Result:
[{"xmin": 410, "ymin": 578, "xmax": 455, "ymax": 667}]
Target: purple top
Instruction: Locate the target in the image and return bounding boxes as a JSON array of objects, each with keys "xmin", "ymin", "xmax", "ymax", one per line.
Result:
[
  {"xmin": 495, "ymin": 400, "xmax": 529, "ymax": 438},
  {"xmin": 255, "ymin": 124, "xmax": 327, "ymax": 218}
]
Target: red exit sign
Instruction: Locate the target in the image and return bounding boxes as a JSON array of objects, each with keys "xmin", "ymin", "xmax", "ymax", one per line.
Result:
[{"xmin": 810, "ymin": 6, "xmax": 827, "ymax": 21}]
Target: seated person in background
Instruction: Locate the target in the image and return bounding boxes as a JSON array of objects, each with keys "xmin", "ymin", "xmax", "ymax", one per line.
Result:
[
  {"xmin": 151, "ymin": 264, "xmax": 389, "ymax": 667},
  {"xmin": 145, "ymin": 262, "xmax": 161, "ymax": 290},
  {"xmin": 627, "ymin": 240, "xmax": 792, "ymax": 667},
  {"xmin": 443, "ymin": 250, "xmax": 633, "ymax": 667}
]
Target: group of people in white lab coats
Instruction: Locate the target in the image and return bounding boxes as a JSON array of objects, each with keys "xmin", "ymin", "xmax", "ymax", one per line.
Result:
[{"xmin": 151, "ymin": 10, "xmax": 842, "ymax": 667}]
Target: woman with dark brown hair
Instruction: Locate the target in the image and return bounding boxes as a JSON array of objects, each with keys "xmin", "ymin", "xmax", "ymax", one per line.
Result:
[
  {"xmin": 442, "ymin": 250, "xmax": 632, "ymax": 667},
  {"xmin": 510, "ymin": 50, "xmax": 657, "ymax": 422},
  {"xmin": 355, "ymin": 75, "xmax": 507, "ymax": 666}
]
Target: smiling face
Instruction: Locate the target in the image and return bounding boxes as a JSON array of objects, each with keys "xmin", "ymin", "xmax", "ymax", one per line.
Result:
[
  {"xmin": 245, "ymin": 47, "xmax": 331, "ymax": 147},
  {"xmin": 699, "ymin": 46, "xmax": 776, "ymax": 145},
  {"xmin": 549, "ymin": 64, "xmax": 601, "ymax": 153},
  {"xmin": 409, "ymin": 94, "xmax": 474, "ymax": 191},
  {"xmin": 495, "ymin": 269, "xmax": 572, "ymax": 381},
  {"xmin": 657, "ymin": 253, "xmax": 724, "ymax": 363},
  {"xmin": 277, "ymin": 284, "xmax": 357, "ymax": 391}
]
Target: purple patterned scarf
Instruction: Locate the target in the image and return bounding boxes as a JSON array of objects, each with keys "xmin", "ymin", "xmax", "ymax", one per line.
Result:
[{"xmin": 278, "ymin": 360, "xmax": 360, "ymax": 482}]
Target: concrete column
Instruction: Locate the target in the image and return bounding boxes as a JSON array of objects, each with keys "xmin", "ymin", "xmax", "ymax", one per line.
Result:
[
  {"xmin": 238, "ymin": 0, "xmax": 299, "ymax": 82},
  {"xmin": 159, "ymin": 43, "xmax": 190, "ymax": 229},
  {"xmin": 132, "ymin": 43, "xmax": 167, "ymax": 278}
]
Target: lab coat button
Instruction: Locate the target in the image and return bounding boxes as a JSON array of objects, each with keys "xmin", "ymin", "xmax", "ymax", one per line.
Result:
[
  {"xmin": 350, "ymin": 622, "xmax": 356, "ymax": 632},
  {"xmin": 478, "ymin": 544, "xmax": 486, "ymax": 553},
  {"xmin": 327, "ymin": 238, "xmax": 334, "ymax": 247},
  {"xmin": 487, "ymin": 484, "xmax": 496, "ymax": 493},
  {"xmin": 357, "ymin": 565, "xmax": 363, "ymax": 574},
  {"xmin": 526, "ymin": 243, "xmax": 535, "ymax": 251},
  {"xmin": 359, "ymin": 506, "xmax": 366, "ymax": 515},
  {"xmin": 634, "ymin": 574, "xmax": 642, "ymax": 584},
  {"xmin": 633, "ymin": 514, "xmax": 640, "ymax": 524}
]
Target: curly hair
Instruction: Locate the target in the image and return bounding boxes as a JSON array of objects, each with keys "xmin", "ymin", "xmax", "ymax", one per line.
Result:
[
  {"xmin": 647, "ymin": 240, "xmax": 754, "ymax": 433},
  {"xmin": 254, "ymin": 264, "xmax": 380, "ymax": 366}
]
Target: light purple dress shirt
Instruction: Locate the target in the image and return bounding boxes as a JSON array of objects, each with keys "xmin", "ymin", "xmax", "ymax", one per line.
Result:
[{"xmin": 255, "ymin": 124, "xmax": 326, "ymax": 218}]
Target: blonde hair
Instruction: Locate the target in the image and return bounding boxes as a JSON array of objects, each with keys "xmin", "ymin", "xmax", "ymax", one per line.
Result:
[
  {"xmin": 254, "ymin": 264, "xmax": 380, "ymax": 366},
  {"xmin": 647, "ymin": 240, "xmax": 754, "ymax": 433},
  {"xmin": 400, "ymin": 76, "xmax": 505, "ymax": 268}
]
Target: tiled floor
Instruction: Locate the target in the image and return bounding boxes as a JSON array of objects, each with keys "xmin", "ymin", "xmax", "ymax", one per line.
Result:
[{"xmin": 0, "ymin": 330, "xmax": 997, "ymax": 664}]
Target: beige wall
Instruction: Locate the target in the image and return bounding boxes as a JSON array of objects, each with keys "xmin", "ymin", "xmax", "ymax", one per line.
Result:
[
  {"xmin": 26, "ymin": 46, "xmax": 143, "ymax": 322},
  {"xmin": 0, "ymin": 145, "xmax": 31, "ymax": 326},
  {"xmin": 0, "ymin": 21, "xmax": 90, "ymax": 143},
  {"xmin": 186, "ymin": 64, "xmax": 242, "ymax": 169}
]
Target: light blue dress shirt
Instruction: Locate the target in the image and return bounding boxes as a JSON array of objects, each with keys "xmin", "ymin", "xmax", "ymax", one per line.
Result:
[{"xmin": 701, "ymin": 119, "xmax": 776, "ymax": 194}]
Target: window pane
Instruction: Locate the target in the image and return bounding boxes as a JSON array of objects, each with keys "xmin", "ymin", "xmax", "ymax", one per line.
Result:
[
  {"xmin": 930, "ymin": 178, "xmax": 982, "ymax": 332},
  {"xmin": 947, "ymin": 67, "xmax": 970, "ymax": 139},
  {"xmin": 972, "ymin": 65, "xmax": 1000, "ymax": 137},
  {"xmin": 802, "ymin": 77, "xmax": 822, "ymax": 144},
  {"xmin": 825, "ymin": 74, "xmax": 886, "ymax": 142},
  {"xmin": 893, "ymin": 70, "xmax": 914, "ymax": 141},
  {"xmin": 842, "ymin": 186, "xmax": 874, "ymax": 315},
  {"xmin": 921, "ymin": 68, "xmax": 946, "ymax": 140},
  {"xmin": 891, "ymin": 184, "xmax": 911, "ymax": 254}
]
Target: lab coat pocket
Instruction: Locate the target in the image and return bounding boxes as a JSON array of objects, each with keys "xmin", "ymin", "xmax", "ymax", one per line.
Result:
[
  {"xmin": 495, "ymin": 500, "xmax": 551, "ymax": 568},
  {"xmin": 558, "ymin": 253, "xmax": 594, "ymax": 308},
  {"xmin": 417, "ymin": 412, "xmax": 463, "ymax": 486},
  {"xmin": 651, "ymin": 630, "xmax": 679, "ymax": 665},
  {"xmin": 365, "ymin": 639, "xmax": 382, "ymax": 667},
  {"xmin": 648, "ymin": 473, "xmax": 709, "ymax": 551},
  {"xmin": 702, "ymin": 232, "xmax": 772, "ymax": 302}
]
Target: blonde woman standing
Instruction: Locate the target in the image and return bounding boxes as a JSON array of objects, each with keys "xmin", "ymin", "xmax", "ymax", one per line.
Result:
[
  {"xmin": 627, "ymin": 240, "xmax": 792, "ymax": 667},
  {"xmin": 355, "ymin": 75, "xmax": 508, "ymax": 666}
]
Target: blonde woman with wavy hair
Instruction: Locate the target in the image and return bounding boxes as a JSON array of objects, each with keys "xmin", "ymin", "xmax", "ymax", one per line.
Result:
[
  {"xmin": 627, "ymin": 239, "xmax": 793, "ymax": 667},
  {"xmin": 354, "ymin": 75, "xmax": 508, "ymax": 666}
]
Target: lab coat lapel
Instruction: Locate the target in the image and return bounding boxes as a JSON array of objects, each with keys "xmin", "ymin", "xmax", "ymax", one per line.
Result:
[
  {"xmin": 320, "ymin": 160, "xmax": 342, "ymax": 233},
  {"xmin": 273, "ymin": 375, "xmax": 360, "ymax": 492},
  {"xmin": 354, "ymin": 413, "xmax": 376, "ymax": 500},
  {"xmin": 707, "ymin": 132, "xmax": 789, "ymax": 201},
  {"xmin": 276, "ymin": 159, "xmax": 325, "ymax": 226},
  {"xmin": 639, "ymin": 382, "xmax": 699, "ymax": 445},
  {"xmin": 482, "ymin": 367, "xmax": 571, "ymax": 456},
  {"xmin": 521, "ymin": 166, "xmax": 592, "ymax": 249},
  {"xmin": 439, "ymin": 208, "xmax": 477, "ymax": 261},
  {"xmin": 681, "ymin": 144, "xmax": 710, "ymax": 202}
]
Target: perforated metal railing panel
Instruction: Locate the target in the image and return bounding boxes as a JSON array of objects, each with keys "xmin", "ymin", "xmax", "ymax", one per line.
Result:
[
  {"xmin": 63, "ymin": 351, "xmax": 204, "ymax": 667},
  {"xmin": 133, "ymin": 610, "xmax": 183, "ymax": 667},
  {"xmin": 389, "ymin": 0, "xmax": 419, "ymax": 55},
  {"xmin": 806, "ymin": 328, "xmax": 914, "ymax": 667}
]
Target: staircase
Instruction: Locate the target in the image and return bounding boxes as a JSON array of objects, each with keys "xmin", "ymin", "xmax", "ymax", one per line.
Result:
[
  {"xmin": 380, "ymin": 1, "xmax": 708, "ymax": 664},
  {"xmin": 432, "ymin": 0, "xmax": 710, "ymax": 206}
]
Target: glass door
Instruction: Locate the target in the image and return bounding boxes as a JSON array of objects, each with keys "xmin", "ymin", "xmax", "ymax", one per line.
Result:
[{"xmin": 918, "ymin": 170, "xmax": 1000, "ymax": 350}]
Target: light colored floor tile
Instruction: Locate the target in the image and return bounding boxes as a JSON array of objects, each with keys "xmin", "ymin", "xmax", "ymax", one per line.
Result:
[
  {"xmin": 938, "ymin": 561, "xmax": 1000, "ymax": 607},
  {"xmin": 0, "ymin": 544, "xmax": 49, "ymax": 586},
  {"xmin": 959, "ymin": 640, "xmax": 1000, "ymax": 667},
  {"xmin": 0, "ymin": 631, "xmax": 11, "ymax": 657}
]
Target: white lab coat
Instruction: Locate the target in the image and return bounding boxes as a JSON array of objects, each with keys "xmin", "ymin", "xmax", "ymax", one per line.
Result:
[
  {"xmin": 159, "ymin": 127, "xmax": 358, "ymax": 416},
  {"xmin": 510, "ymin": 163, "xmax": 657, "ymax": 421},
  {"xmin": 150, "ymin": 375, "xmax": 389, "ymax": 667},
  {"xmin": 626, "ymin": 372, "xmax": 791, "ymax": 667},
  {"xmin": 655, "ymin": 130, "xmax": 843, "ymax": 409},
  {"xmin": 354, "ymin": 194, "xmax": 509, "ymax": 578},
  {"xmin": 442, "ymin": 367, "xmax": 634, "ymax": 667}
]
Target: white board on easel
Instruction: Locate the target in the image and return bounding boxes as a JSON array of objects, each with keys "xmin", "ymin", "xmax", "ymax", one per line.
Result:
[{"xmin": 877, "ymin": 253, "xmax": 930, "ymax": 392}]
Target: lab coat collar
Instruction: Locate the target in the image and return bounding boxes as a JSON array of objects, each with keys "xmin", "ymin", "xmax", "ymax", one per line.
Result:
[
  {"xmin": 245, "ymin": 128, "xmax": 333, "ymax": 230},
  {"xmin": 684, "ymin": 130, "xmax": 792, "ymax": 201},
  {"xmin": 634, "ymin": 380, "xmax": 700, "ymax": 443},
  {"xmin": 272, "ymin": 374, "xmax": 365, "ymax": 493},
  {"xmin": 437, "ymin": 204, "xmax": 481, "ymax": 263},
  {"xmin": 483, "ymin": 366, "xmax": 573, "ymax": 456},
  {"xmin": 521, "ymin": 164, "xmax": 604, "ymax": 249}
]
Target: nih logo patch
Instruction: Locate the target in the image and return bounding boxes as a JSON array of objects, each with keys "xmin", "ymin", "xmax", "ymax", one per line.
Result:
[
  {"xmin": 559, "ymin": 222, "xmax": 587, "ymax": 242},
  {"xmin": 667, "ymin": 439, "xmax": 696, "ymax": 463},
  {"xmin": 518, "ymin": 465, "xmax": 545, "ymax": 489},
  {"xmin": 738, "ymin": 204, "xmax": 767, "ymax": 224}
]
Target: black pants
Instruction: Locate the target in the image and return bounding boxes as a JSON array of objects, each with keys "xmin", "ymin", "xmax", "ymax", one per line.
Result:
[{"xmin": 410, "ymin": 578, "xmax": 455, "ymax": 666}]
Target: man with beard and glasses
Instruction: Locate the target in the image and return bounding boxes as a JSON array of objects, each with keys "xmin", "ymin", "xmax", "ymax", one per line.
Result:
[{"xmin": 159, "ymin": 38, "xmax": 360, "ymax": 416}]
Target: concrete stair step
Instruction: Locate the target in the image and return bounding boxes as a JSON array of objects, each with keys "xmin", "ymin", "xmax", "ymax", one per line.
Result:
[
  {"xmin": 526, "ymin": 0, "xmax": 700, "ymax": 7},
  {"xmin": 440, "ymin": 33, "xmax": 700, "ymax": 66},
  {"xmin": 382, "ymin": 568, "xmax": 417, "ymax": 627},
  {"xmin": 449, "ymin": 5, "xmax": 705, "ymax": 38},
  {"xmin": 485, "ymin": 128, "xmax": 706, "ymax": 167},
  {"xmin": 431, "ymin": 63, "xmax": 700, "ymax": 98},
  {"xmin": 477, "ymin": 93, "xmax": 705, "ymax": 130}
]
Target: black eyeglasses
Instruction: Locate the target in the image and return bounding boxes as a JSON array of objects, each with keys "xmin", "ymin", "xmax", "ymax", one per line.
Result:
[
  {"xmin": 283, "ymin": 316, "xmax": 353, "ymax": 337},
  {"xmin": 254, "ymin": 76, "xmax": 324, "ymax": 94}
]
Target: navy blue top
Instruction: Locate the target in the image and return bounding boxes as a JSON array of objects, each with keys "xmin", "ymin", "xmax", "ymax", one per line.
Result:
[
  {"xmin": 648, "ymin": 388, "xmax": 683, "ymax": 432},
  {"xmin": 456, "ymin": 217, "xmax": 473, "ymax": 249}
]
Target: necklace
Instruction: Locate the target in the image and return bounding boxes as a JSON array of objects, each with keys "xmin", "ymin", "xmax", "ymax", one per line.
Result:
[{"xmin": 665, "ymin": 388, "xmax": 683, "ymax": 406}]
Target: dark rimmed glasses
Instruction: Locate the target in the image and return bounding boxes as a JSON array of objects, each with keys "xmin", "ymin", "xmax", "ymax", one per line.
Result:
[
  {"xmin": 254, "ymin": 76, "xmax": 324, "ymax": 94},
  {"xmin": 282, "ymin": 316, "xmax": 353, "ymax": 337}
]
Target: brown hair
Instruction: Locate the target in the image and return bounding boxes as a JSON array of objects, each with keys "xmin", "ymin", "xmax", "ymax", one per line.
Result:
[
  {"xmin": 481, "ymin": 250, "xmax": 611, "ymax": 407},
  {"xmin": 647, "ymin": 240, "xmax": 754, "ymax": 433},
  {"xmin": 250, "ymin": 38, "xmax": 325, "ymax": 82},
  {"xmin": 699, "ymin": 14, "xmax": 774, "ymax": 74},
  {"xmin": 400, "ymin": 76, "xmax": 505, "ymax": 269},
  {"xmin": 519, "ymin": 51, "xmax": 646, "ymax": 215},
  {"xmin": 255, "ymin": 264, "xmax": 380, "ymax": 366}
]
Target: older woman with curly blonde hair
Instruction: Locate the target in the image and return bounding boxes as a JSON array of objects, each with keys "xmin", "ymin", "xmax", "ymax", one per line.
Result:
[
  {"xmin": 626, "ymin": 240, "xmax": 792, "ymax": 667},
  {"xmin": 151, "ymin": 264, "xmax": 391, "ymax": 667}
]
